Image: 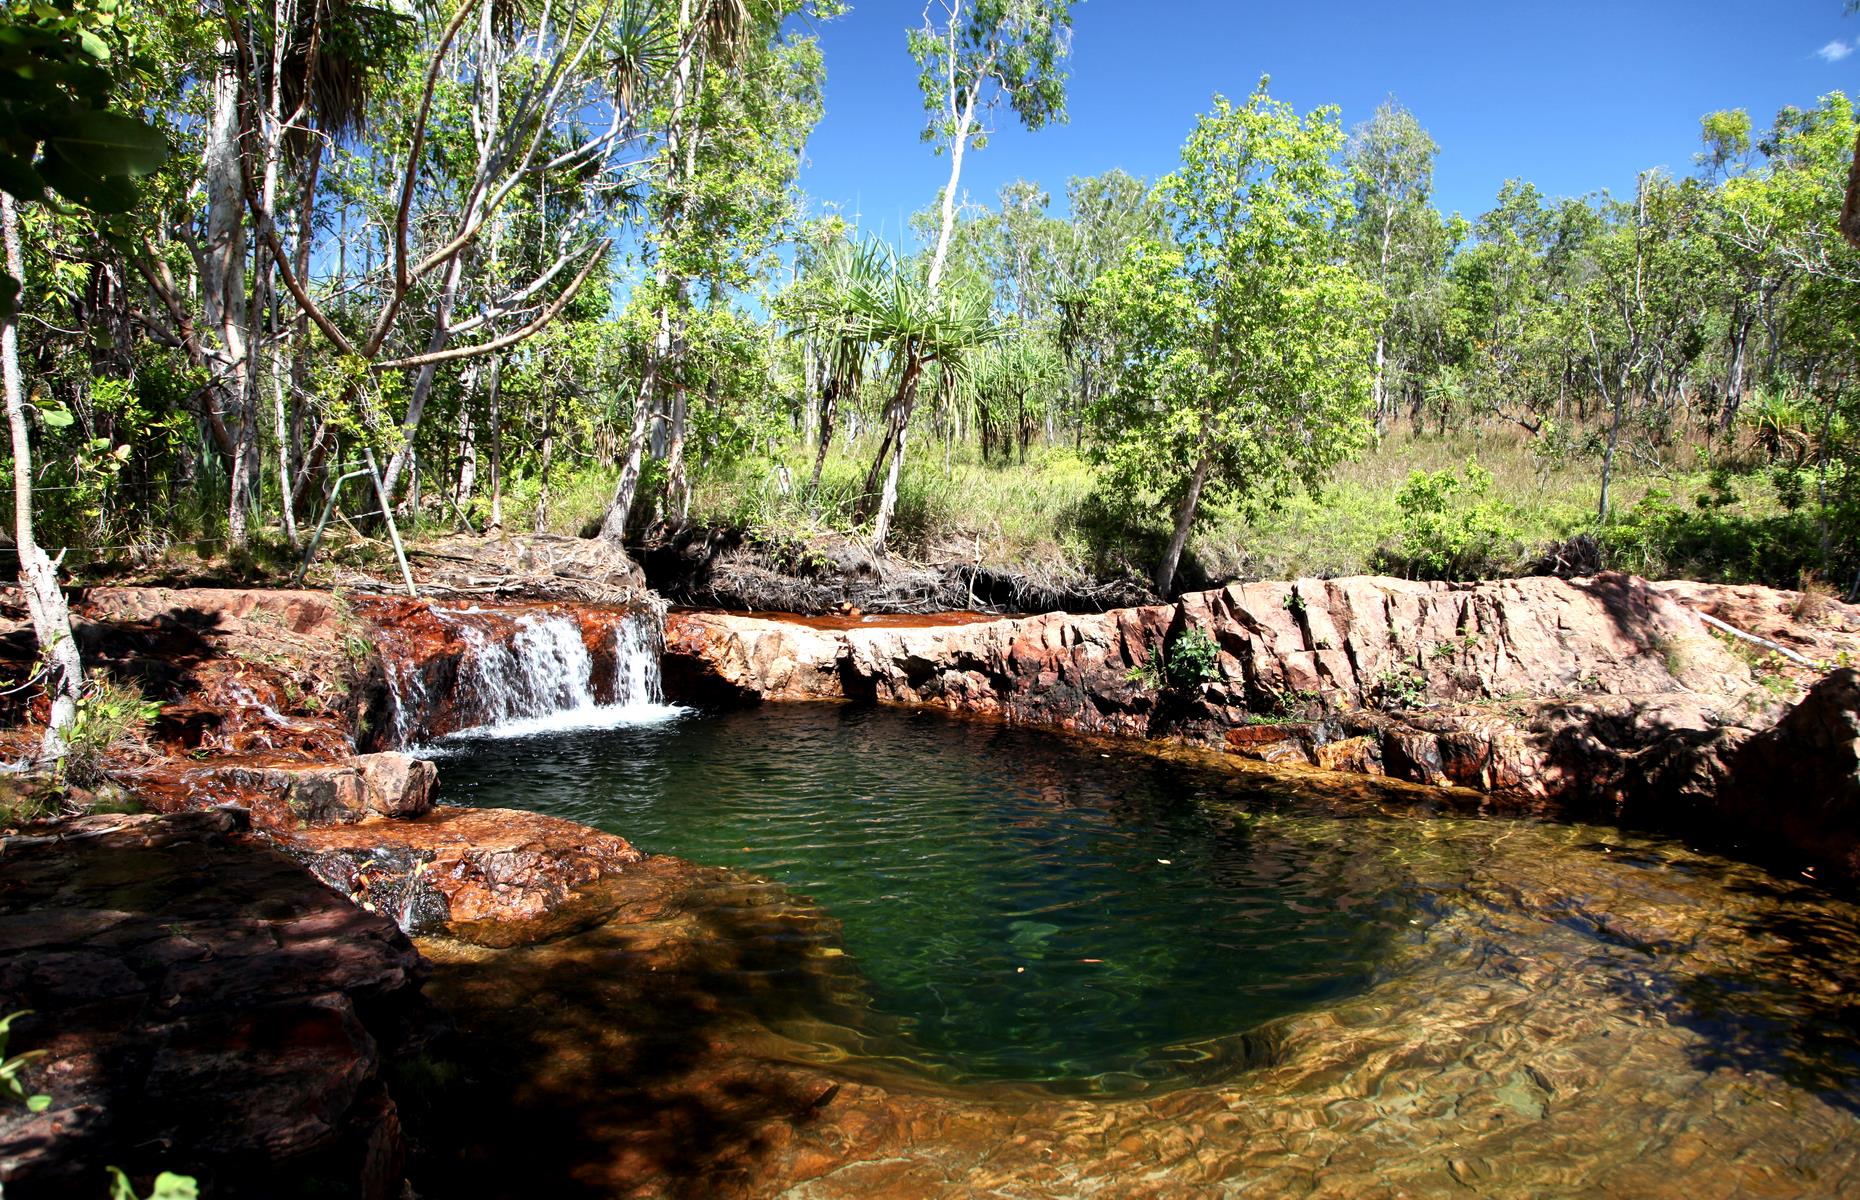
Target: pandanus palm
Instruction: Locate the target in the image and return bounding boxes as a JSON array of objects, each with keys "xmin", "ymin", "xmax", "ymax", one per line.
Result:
[
  {"xmin": 791, "ymin": 238, "xmax": 887, "ymax": 494},
  {"xmin": 967, "ymin": 334, "xmax": 1063, "ymax": 461},
  {"xmin": 841, "ymin": 248, "xmax": 998, "ymax": 550},
  {"xmin": 793, "ymin": 239, "xmax": 998, "ymax": 547}
]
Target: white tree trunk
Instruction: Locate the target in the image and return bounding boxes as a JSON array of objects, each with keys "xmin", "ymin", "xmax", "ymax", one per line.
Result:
[
  {"xmin": 2, "ymin": 195, "xmax": 82, "ymax": 764},
  {"xmin": 871, "ymin": 424, "xmax": 908, "ymax": 552},
  {"xmin": 205, "ymin": 37, "xmax": 253, "ymax": 547}
]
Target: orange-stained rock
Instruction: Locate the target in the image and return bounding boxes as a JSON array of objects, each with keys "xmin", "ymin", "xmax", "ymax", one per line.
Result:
[
  {"xmin": 279, "ymin": 806, "xmax": 647, "ymax": 945},
  {"xmin": 126, "ymin": 751, "xmax": 437, "ymax": 831}
]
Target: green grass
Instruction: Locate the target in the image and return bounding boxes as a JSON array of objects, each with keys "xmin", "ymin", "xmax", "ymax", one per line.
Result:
[{"xmin": 668, "ymin": 422, "xmax": 1812, "ymax": 588}]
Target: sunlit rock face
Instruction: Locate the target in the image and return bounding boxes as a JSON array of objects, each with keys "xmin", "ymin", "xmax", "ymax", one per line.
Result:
[{"xmin": 283, "ymin": 806, "xmax": 648, "ymax": 945}]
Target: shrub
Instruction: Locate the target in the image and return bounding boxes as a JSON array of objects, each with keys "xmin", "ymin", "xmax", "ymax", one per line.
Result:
[
  {"xmin": 61, "ymin": 677, "xmax": 161, "ymax": 789},
  {"xmin": 1600, "ymin": 488, "xmax": 1823, "ymax": 587},
  {"xmin": 1376, "ymin": 458, "xmax": 1524, "ymax": 581},
  {"xmin": 1166, "ymin": 627, "xmax": 1220, "ymax": 688}
]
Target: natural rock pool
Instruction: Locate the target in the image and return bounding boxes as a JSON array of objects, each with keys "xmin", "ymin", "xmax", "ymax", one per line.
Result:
[{"xmin": 416, "ymin": 704, "xmax": 1860, "ymax": 1198}]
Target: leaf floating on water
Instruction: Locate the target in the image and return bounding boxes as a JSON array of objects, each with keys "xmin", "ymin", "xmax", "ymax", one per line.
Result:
[{"xmin": 1008, "ymin": 920, "xmax": 1060, "ymax": 947}]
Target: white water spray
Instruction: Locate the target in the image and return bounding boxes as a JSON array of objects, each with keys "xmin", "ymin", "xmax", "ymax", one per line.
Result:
[{"xmin": 407, "ymin": 607, "xmax": 684, "ymax": 749}]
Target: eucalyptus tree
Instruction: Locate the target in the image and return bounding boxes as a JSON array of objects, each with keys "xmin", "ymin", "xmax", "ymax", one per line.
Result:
[
  {"xmin": 1345, "ymin": 99, "xmax": 1443, "ymax": 425},
  {"xmin": 847, "ymin": 0, "xmax": 1070, "ymax": 533},
  {"xmin": 601, "ymin": 0, "xmax": 832, "ymax": 540},
  {"xmin": 1088, "ymin": 82, "xmax": 1380, "ymax": 596},
  {"xmin": 1052, "ymin": 168, "xmax": 1164, "ymax": 440},
  {"xmin": 203, "ymin": 0, "xmax": 667, "ymax": 549}
]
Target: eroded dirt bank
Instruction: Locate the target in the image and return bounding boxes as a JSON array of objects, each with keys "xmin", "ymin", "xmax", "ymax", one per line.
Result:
[{"xmin": 665, "ymin": 572, "xmax": 1860, "ymax": 879}]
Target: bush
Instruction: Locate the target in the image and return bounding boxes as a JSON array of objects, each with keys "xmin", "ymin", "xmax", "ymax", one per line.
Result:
[
  {"xmin": 61, "ymin": 677, "xmax": 160, "ymax": 789},
  {"xmin": 1377, "ymin": 458, "xmax": 1523, "ymax": 580},
  {"xmin": 1166, "ymin": 626, "xmax": 1220, "ymax": 687},
  {"xmin": 1600, "ymin": 488, "xmax": 1824, "ymax": 587}
]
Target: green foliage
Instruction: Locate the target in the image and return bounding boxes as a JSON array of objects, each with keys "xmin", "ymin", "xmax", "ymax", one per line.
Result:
[
  {"xmin": 1087, "ymin": 79, "xmax": 1381, "ymax": 592},
  {"xmin": 1373, "ymin": 667, "xmax": 1428, "ymax": 710},
  {"xmin": 1381, "ymin": 458, "xmax": 1522, "ymax": 580},
  {"xmin": 1165, "ymin": 626, "xmax": 1219, "ymax": 688},
  {"xmin": 909, "ymin": 0, "xmax": 1075, "ymax": 146},
  {"xmin": 0, "ymin": 0, "xmax": 167, "ymax": 216},
  {"xmin": 106, "ymin": 1167, "xmax": 198, "ymax": 1200},
  {"xmin": 1601, "ymin": 487, "xmax": 1826, "ymax": 587},
  {"xmin": 0, "ymin": 1010, "xmax": 48, "ymax": 1113},
  {"xmin": 60, "ymin": 675, "xmax": 159, "ymax": 788}
]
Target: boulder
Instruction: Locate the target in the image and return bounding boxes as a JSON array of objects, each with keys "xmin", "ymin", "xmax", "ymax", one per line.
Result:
[
  {"xmin": 132, "ymin": 752, "xmax": 438, "ymax": 831},
  {"xmin": 280, "ymin": 806, "xmax": 648, "ymax": 946},
  {"xmin": 1719, "ymin": 668, "xmax": 1860, "ymax": 878}
]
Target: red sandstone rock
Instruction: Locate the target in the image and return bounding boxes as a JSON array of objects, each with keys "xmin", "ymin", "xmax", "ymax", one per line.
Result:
[
  {"xmin": 1719, "ymin": 668, "xmax": 1860, "ymax": 876},
  {"xmin": 128, "ymin": 751, "xmax": 438, "ymax": 831},
  {"xmin": 0, "ymin": 808, "xmax": 425, "ymax": 1198},
  {"xmin": 280, "ymin": 806, "xmax": 648, "ymax": 945},
  {"xmin": 663, "ymin": 573, "xmax": 1860, "ymax": 874}
]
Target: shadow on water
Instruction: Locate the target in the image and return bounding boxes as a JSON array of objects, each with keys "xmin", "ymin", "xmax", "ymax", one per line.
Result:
[
  {"xmin": 401, "ymin": 864, "xmax": 868, "ymax": 1199},
  {"xmin": 1669, "ymin": 876, "xmax": 1860, "ymax": 1116}
]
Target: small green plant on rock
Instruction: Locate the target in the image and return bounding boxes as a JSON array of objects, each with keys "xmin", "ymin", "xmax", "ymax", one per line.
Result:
[
  {"xmin": 1166, "ymin": 627, "xmax": 1221, "ymax": 688},
  {"xmin": 61, "ymin": 677, "xmax": 161, "ymax": 789},
  {"xmin": 0, "ymin": 1011, "xmax": 48, "ymax": 1113},
  {"xmin": 1373, "ymin": 667, "xmax": 1428, "ymax": 710},
  {"xmin": 106, "ymin": 1167, "xmax": 198, "ymax": 1200}
]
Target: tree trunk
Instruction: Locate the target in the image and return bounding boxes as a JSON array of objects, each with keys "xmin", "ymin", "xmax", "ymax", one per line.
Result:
[
  {"xmin": 860, "ymin": 346, "xmax": 923, "ymax": 515},
  {"xmin": 602, "ymin": 298, "xmax": 671, "ymax": 544},
  {"xmin": 1155, "ymin": 445, "xmax": 1212, "ymax": 597},
  {"xmin": 1721, "ymin": 303, "xmax": 1753, "ymax": 430},
  {"xmin": 871, "ymin": 424, "xmax": 908, "ymax": 553},
  {"xmin": 2, "ymin": 195, "xmax": 82, "ymax": 764},
  {"xmin": 486, "ymin": 354, "xmax": 504, "ymax": 530},
  {"xmin": 809, "ymin": 380, "xmax": 837, "ymax": 496},
  {"xmin": 204, "ymin": 37, "xmax": 253, "ymax": 547}
]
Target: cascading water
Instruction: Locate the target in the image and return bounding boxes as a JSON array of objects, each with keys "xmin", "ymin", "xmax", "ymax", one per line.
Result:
[{"xmin": 389, "ymin": 605, "xmax": 685, "ymax": 749}]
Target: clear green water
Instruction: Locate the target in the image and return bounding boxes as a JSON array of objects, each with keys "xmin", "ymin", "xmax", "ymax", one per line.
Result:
[{"xmin": 436, "ymin": 704, "xmax": 1448, "ymax": 1089}]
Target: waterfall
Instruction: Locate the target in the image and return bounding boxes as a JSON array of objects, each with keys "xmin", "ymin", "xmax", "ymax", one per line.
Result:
[
  {"xmin": 612, "ymin": 610, "xmax": 666, "ymax": 707},
  {"xmin": 393, "ymin": 605, "xmax": 684, "ymax": 748}
]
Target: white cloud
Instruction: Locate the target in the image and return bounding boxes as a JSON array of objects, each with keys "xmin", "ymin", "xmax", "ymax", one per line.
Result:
[{"xmin": 1818, "ymin": 39, "xmax": 1854, "ymax": 63}]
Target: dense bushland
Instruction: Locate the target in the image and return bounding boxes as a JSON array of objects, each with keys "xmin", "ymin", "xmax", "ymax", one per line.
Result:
[{"xmin": 2, "ymin": 0, "xmax": 1856, "ymax": 607}]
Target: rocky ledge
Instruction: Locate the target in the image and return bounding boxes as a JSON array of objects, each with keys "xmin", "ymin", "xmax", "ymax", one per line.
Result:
[
  {"xmin": 0, "ymin": 809, "xmax": 426, "ymax": 1198},
  {"xmin": 665, "ymin": 572, "xmax": 1860, "ymax": 879}
]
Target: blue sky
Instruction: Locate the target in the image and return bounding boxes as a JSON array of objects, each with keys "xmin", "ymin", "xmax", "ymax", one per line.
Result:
[{"xmin": 792, "ymin": 0, "xmax": 1860, "ymax": 243}]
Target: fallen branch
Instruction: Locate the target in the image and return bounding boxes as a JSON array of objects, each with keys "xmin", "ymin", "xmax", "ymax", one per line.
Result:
[{"xmin": 1694, "ymin": 610, "xmax": 1819, "ymax": 668}]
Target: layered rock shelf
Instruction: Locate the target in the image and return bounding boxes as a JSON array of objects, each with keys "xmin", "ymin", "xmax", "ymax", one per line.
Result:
[{"xmin": 1, "ymin": 568, "xmax": 1856, "ymax": 1197}]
